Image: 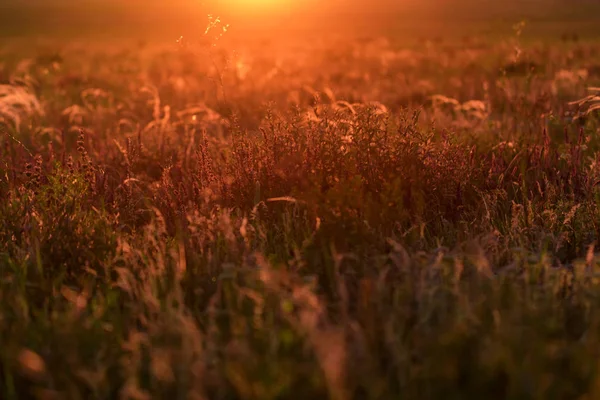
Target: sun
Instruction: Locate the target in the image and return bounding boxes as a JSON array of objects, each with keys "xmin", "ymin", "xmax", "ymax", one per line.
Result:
[
  {"xmin": 209, "ymin": 0, "xmax": 302, "ymax": 16},
  {"xmin": 232, "ymin": 0, "xmax": 284, "ymax": 8}
]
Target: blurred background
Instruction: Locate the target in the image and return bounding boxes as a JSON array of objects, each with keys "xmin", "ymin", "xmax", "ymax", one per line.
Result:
[{"xmin": 1, "ymin": 0, "xmax": 599, "ymax": 41}]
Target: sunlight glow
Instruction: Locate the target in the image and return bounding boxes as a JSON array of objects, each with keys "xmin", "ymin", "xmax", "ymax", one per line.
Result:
[
  {"xmin": 230, "ymin": 0, "xmax": 288, "ymax": 9},
  {"xmin": 209, "ymin": 0, "xmax": 305, "ymax": 17}
]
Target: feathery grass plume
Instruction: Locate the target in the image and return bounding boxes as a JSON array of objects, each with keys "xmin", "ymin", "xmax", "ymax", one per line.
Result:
[
  {"xmin": 0, "ymin": 84, "xmax": 43, "ymax": 132},
  {"xmin": 570, "ymin": 87, "xmax": 600, "ymax": 120}
]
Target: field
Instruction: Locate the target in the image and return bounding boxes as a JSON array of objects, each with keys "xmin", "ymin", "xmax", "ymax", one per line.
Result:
[{"xmin": 2, "ymin": 2, "xmax": 600, "ymax": 399}]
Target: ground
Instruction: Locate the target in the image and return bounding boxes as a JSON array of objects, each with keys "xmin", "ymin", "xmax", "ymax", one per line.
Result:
[{"xmin": 1, "ymin": 3, "xmax": 600, "ymax": 399}]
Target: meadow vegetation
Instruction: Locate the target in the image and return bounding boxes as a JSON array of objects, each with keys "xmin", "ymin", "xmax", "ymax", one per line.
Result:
[{"xmin": 1, "ymin": 12, "xmax": 600, "ymax": 399}]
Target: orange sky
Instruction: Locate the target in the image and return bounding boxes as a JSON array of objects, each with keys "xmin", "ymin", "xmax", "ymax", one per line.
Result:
[{"xmin": 2, "ymin": 0, "xmax": 598, "ymax": 39}]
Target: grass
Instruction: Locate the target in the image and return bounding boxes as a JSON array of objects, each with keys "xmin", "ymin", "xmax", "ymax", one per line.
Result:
[{"xmin": 2, "ymin": 8, "xmax": 600, "ymax": 399}]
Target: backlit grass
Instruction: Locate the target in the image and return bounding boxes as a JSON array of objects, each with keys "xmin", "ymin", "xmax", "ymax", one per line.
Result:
[{"xmin": 1, "ymin": 15, "xmax": 600, "ymax": 399}]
